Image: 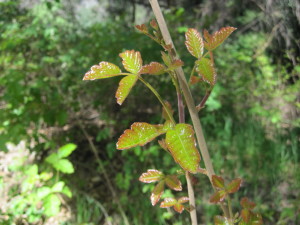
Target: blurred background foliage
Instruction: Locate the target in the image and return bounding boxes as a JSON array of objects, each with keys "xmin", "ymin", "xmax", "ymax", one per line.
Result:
[{"xmin": 0, "ymin": 0, "xmax": 299, "ymax": 224}]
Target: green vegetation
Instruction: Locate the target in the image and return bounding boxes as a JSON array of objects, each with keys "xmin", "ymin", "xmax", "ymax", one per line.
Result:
[{"xmin": 0, "ymin": 0, "xmax": 299, "ymax": 224}]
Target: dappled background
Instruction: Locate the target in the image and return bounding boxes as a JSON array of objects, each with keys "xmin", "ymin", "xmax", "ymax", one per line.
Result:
[{"xmin": 0, "ymin": 0, "xmax": 299, "ymax": 224}]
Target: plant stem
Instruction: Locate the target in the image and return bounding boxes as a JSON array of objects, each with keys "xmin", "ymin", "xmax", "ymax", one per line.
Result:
[
  {"xmin": 138, "ymin": 76, "xmax": 176, "ymax": 125},
  {"xmin": 149, "ymin": 0, "xmax": 230, "ymax": 219},
  {"xmin": 227, "ymin": 195, "xmax": 234, "ymax": 221}
]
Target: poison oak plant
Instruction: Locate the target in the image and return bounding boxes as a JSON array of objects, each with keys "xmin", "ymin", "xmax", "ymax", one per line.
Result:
[{"xmin": 82, "ymin": 1, "xmax": 262, "ymax": 224}]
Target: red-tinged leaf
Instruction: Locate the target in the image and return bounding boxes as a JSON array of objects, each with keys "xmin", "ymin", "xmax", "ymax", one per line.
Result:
[
  {"xmin": 173, "ymin": 203, "xmax": 184, "ymax": 213},
  {"xmin": 178, "ymin": 196, "xmax": 189, "ymax": 204},
  {"xmin": 214, "ymin": 215, "xmax": 230, "ymax": 225},
  {"xmin": 226, "ymin": 178, "xmax": 242, "ymax": 194},
  {"xmin": 151, "ymin": 180, "xmax": 165, "ymax": 206},
  {"xmin": 83, "ymin": 62, "xmax": 122, "ymax": 80},
  {"xmin": 163, "ymin": 44, "xmax": 173, "ymax": 51},
  {"xmin": 165, "ymin": 175, "xmax": 182, "ymax": 191},
  {"xmin": 210, "ymin": 190, "xmax": 227, "ymax": 203},
  {"xmin": 139, "ymin": 62, "xmax": 166, "ymax": 75},
  {"xmin": 158, "ymin": 139, "xmax": 168, "ymax": 151},
  {"xmin": 160, "ymin": 197, "xmax": 177, "ymax": 208},
  {"xmin": 241, "ymin": 209, "xmax": 251, "ymax": 223},
  {"xmin": 139, "ymin": 169, "xmax": 164, "ymax": 183},
  {"xmin": 190, "ymin": 76, "xmax": 201, "ymax": 85},
  {"xmin": 117, "ymin": 122, "xmax": 163, "ymax": 150},
  {"xmin": 203, "ymin": 29, "xmax": 212, "ymax": 43},
  {"xmin": 204, "ymin": 27, "xmax": 237, "ymax": 51},
  {"xmin": 115, "ymin": 75, "xmax": 138, "ymax": 105},
  {"xmin": 150, "ymin": 19, "xmax": 159, "ymax": 30},
  {"xmin": 195, "ymin": 57, "xmax": 216, "ymax": 85},
  {"xmin": 168, "ymin": 59, "xmax": 184, "ymax": 70},
  {"xmin": 161, "ymin": 120, "xmax": 174, "ymax": 133},
  {"xmin": 185, "ymin": 28, "xmax": 204, "ymax": 59},
  {"xmin": 119, "ymin": 50, "xmax": 143, "ymax": 74},
  {"xmin": 165, "ymin": 124, "xmax": 201, "ymax": 173},
  {"xmin": 135, "ymin": 24, "xmax": 148, "ymax": 33},
  {"xmin": 212, "ymin": 175, "xmax": 225, "ymax": 189},
  {"xmin": 240, "ymin": 197, "xmax": 256, "ymax": 209},
  {"xmin": 161, "ymin": 51, "xmax": 171, "ymax": 66},
  {"xmin": 162, "ymin": 101, "xmax": 173, "ymax": 121}
]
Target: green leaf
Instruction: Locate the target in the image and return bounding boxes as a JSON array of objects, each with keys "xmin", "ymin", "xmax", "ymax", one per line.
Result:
[
  {"xmin": 115, "ymin": 75, "xmax": 138, "ymax": 105},
  {"xmin": 161, "ymin": 51, "xmax": 171, "ymax": 66},
  {"xmin": 173, "ymin": 203, "xmax": 185, "ymax": 213},
  {"xmin": 165, "ymin": 124, "xmax": 201, "ymax": 173},
  {"xmin": 52, "ymin": 181, "xmax": 65, "ymax": 192},
  {"xmin": 204, "ymin": 27, "xmax": 237, "ymax": 51},
  {"xmin": 117, "ymin": 122, "xmax": 164, "ymax": 150},
  {"xmin": 195, "ymin": 57, "xmax": 216, "ymax": 85},
  {"xmin": 54, "ymin": 159, "xmax": 74, "ymax": 174},
  {"xmin": 43, "ymin": 194, "xmax": 61, "ymax": 217},
  {"xmin": 57, "ymin": 143, "xmax": 77, "ymax": 158},
  {"xmin": 210, "ymin": 190, "xmax": 227, "ymax": 203},
  {"xmin": 185, "ymin": 28, "xmax": 204, "ymax": 58},
  {"xmin": 45, "ymin": 153, "xmax": 59, "ymax": 166},
  {"xmin": 212, "ymin": 175, "xmax": 225, "ymax": 189},
  {"xmin": 62, "ymin": 186, "xmax": 72, "ymax": 198},
  {"xmin": 168, "ymin": 59, "xmax": 184, "ymax": 70},
  {"xmin": 119, "ymin": 50, "xmax": 143, "ymax": 74},
  {"xmin": 160, "ymin": 197, "xmax": 177, "ymax": 208},
  {"xmin": 214, "ymin": 215, "xmax": 230, "ymax": 225},
  {"xmin": 165, "ymin": 175, "xmax": 182, "ymax": 191},
  {"xmin": 139, "ymin": 62, "xmax": 166, "ymax": 75},
  {"xmin": 139, "ymin": 169, "xmax": 164, "ymax": 183},
  {"xmin": 226, "ymin": 178, "xmax": 242, "ymax": 194},
  {"xmin": 178, "ymin": 196, "xmax": 189, "ymax": 204},
  {"xmin": 36, "ymin": 187, "xmax": 51, "ymax": 199},
  {"xmin": 151, "ymin": 180, "xmax": 165, "ymax": 206},
  {"xmin": 83, "ymin": 62, "xmax": 122, "ymax": 80},
  {"xmin": 241, "ymin": 209, "xmax": 251, "ymax": 223}
]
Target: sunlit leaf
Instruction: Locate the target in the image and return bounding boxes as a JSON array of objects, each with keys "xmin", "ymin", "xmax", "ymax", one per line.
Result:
[
  {"xmin": 160, "ymin": 197, "xmax": 177, "ymax": 208},
  {"xmin": 57, "ymin": 143, "xmax": 77, "ymax": 158},
  {"xmin": 43, "ymin": 194, "xmax": 61, "ymax": 217},
  {"xmin": 151, "ymin": 180, "xmax": 165, "ymax": 206},
  {"xmin": 165, "ymin": 175, "xmax": 182, "ymax": 191},
  {"xmin": 214, "ymin": 215, "xmax": 230, "ymax": 225},
  {"xmin": 161, "ymin": 120, "xmax": 174, "ymax": 133},
  {"xmin": 226, "ymin": 178, "xmax": 242, "ymax": 193},
  {"xmin": 173, "ymin": 203, "xmax": 184, "ymax": 213},
  {"xmin": 139, "ymin": 62, "xmax": 166, "ymax": 75},
  {"xmin": 117, "ymin": 122, "xmax": 163, "ymax": 150},
  {"xmin": 195, "ymin": 57, "xmax": 216, "ymax": 85},
  {"xmin": 240, "ymin": 197, "xmax": 256, "ymax": 209},
  {"xmin": 54, "ymin": 159, "xmax": 74, "ymax": 174},
  {"xmin": 52, "ymin": 181, "xmax": 65, "ymax": 192},
  {"xmin": 185, "ymin": 28, "xmax": 204, "ymax": 58},
  {"xmin": 115, "ymin": 75, "xmax": 138, "ymax": 105},
  {"xmin": 212, "ymin": 175, "xmax": 225, "ymax": 189},
  {"xmin": 204, "ymin": 27, "xmax": 237, "ymax": 51},
  {"xmin": 210, "ymin": 190, "xmax": 227, "ymax": 203},
  {"xmin": 83, "ymin": 62, "xmax": 122, "ymax": 80},
  {"xmin": 165, "ymin": 124, "xmax": 201, "ymax": 173},
  {"xmin": 139, "ymin": 169, "xmax": 164, "ymax": 183},
  {"xmin": 178, "ymin": 196, "xmax": 189, "ymax": 204},
  {"xmin": 119, "ymin": 50, "xmax": 143, "ymax": 74}
]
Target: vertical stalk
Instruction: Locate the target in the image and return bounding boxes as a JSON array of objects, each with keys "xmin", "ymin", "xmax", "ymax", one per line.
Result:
[{"xmin": 149, "ymin": 0, "xmax": 230, "ymax": 219}]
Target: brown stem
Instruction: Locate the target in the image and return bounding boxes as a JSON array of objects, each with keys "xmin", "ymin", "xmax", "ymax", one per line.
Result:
[
  {"xmin": 196, "ymin": 90, "xmax": 211, "ymax": 111},
  {"xmin": 149, "ymin": 0, "xmax": 230, "ymax": 219}
]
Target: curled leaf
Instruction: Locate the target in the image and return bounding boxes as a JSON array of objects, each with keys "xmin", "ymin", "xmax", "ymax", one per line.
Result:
[
  {"xmin": 116, "ymin": 122, "xmax": 163, "ymax": 150},
  {"xmin": 150, "ymin": 19, "xmax": 159, "ymax": 30},
  {"xmin": 165, "ymin": 124, "xmax": 201, "ymax": 173},
  {"xmin": 151, "ymin": 180, "xmax": 165, "ymax": 206},
  {"xmin": 119, "ymin": 50, "xmax": 143, "ymax": 74},
  {"xmin": 83, "ymin": 62, "xmax": 122, "ymax": 80},
  {"xmin": 115, "ymin": 75, "xmax": 138, "ymax": 105},
  {"xmin": 185, "ymin": 28, "xmax": 204, "ymax": 59},
  {"xmin": 195, "ymin": 57, "xmax": 216, "ymax": 85},
  {"xmin": 165, "ymin": 175, "xmax": 182, "ymax": 191},
  {"xmin": 139, "ymin": 62, "xmax": 166, "ymax": 75},
  {"xmin": 204, "ymin": 27, "xmax": 237, "ymax": 51},
  {"xmin": 135, "ymin": 24, "xmax": 148, "ymax": 33},
  {"xmin": 139, "ymin": 169, "xmax": 164, "ymax": 183}
]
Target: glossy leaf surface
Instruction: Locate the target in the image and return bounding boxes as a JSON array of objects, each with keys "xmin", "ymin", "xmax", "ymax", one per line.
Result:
[
  {"xmin": 195, "ymin": 57, "xmax": 216, "ymax": 85},
  {"xmin": 204, "ymin": 27, "xmax": 237, "ymax": 51},
  {"xmin": 165, "ymin": 175, "xmax": 182, "ymax": 191},
  {"xmin": 115, "ymin": 75, "xmax": 138, "ymax": 105},
  {"xmin": 139, "ymin": 62, "xmax": 165, "ymax": 75},
  {"xmin": 165, "ymin": 124, "xmax": 200, "ymax": 173},
  {"xmin": 226, "ymin": 178, "xmax": 242, "ymax": 193},
  {"xmin": 83, "ymin": 62, "xmax": 122, "ymax": 80},
  {"xmin": 185, "ymin": 28, "xmax": 204, "ymax": 58},
  {"xmin": 212, "ymin": 175, "xmax": 225, "ymax": 189},
  {"xmin": 178, "ymin": 196, "xmax": 189, "ymax": 204},
  {"xmin": 117, "ymin": 122, "xmax": 163, "ymax": 150},
  {"xmin": 160, "ymin": 197, "xmax": 177, "ymax": 208},
  {"xmin": 139, "ymin": 169, "xmax": 164, "ymax": 183},
  {"xmin": 119, "ymin": 50, "xmax": 142, "ymax": 74},
  {"xmin": 151, "ymin": 180, "xmax": 164, "ymax": 206}
]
